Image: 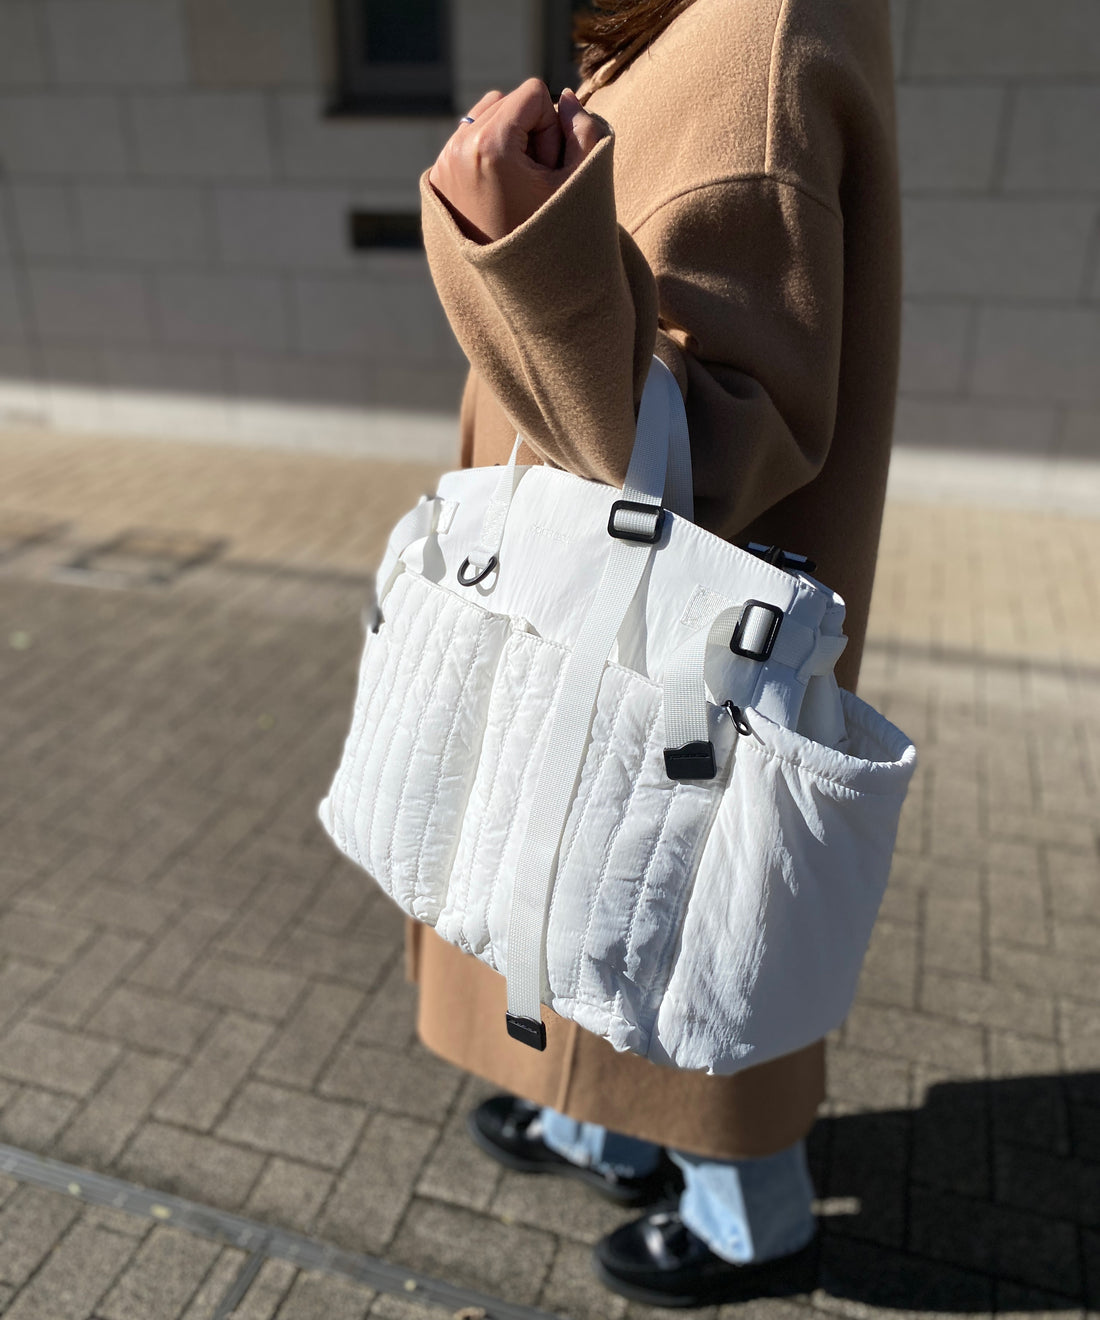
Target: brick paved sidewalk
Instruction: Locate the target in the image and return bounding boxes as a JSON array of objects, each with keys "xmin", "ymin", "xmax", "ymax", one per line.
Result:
[{"xmin": 0, "ymin": 429, "xmax": 1098, "ymax": 1318}]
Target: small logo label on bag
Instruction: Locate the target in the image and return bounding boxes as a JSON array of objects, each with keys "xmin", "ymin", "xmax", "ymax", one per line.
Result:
[{"xmin": 531, "ymin": 523, "xmax": 575, "ymax": 545}]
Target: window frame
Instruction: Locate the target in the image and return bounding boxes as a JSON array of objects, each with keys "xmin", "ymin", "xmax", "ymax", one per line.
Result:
[{"xmin": 330, "ymin": 0, "xmax": 454, "ymax": 118}]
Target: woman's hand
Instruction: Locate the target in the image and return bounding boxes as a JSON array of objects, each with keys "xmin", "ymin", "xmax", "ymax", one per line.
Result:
[{"xmin": 427, "ymin": 78, "xmax": 608, "ymax": 245}]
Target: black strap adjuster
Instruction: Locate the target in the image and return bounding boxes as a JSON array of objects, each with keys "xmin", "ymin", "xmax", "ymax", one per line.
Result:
[
  {"xmin": 505, "ymin": 1013, "xmax": 547, "ymax": 1050},
  {"xmin": 730, "ymin": 600, "xmax": 783, "ymax": 662},
  {"xmin": 607, "ymin": 500, "xmax": 665, "ymax": 544},
  {"xmin": 663, "ymin": 741, "xmax": 717, "ymax": 780}
]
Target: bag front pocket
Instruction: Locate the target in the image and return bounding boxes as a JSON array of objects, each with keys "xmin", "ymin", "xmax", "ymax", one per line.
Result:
[
  {"xmin": 319, "ymin": 570, "xmax": 510, "ymax": 922},
  {"xmin": 650, "ymin": 690, "xmax": 918, "ymax": 1073},
  {"xmin": 438, "ymin": 628, "xmax": 734, "ymax": 1056}
]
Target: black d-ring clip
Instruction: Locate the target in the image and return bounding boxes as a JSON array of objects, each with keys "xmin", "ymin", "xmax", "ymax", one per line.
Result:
[{"xmin": 457, "ymin": 555, "xmax": 497, "ymax": 587}]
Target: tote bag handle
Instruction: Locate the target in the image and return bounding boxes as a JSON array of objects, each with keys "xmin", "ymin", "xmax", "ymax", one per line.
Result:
[{"xmin": 462, "ymin": 355, "xmax": 693, "ymax": 580}]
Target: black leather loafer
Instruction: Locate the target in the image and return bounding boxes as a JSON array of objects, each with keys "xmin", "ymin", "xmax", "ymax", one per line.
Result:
[
  {"xmin": 467, "ymin": 1094, "xmax": 683, "ymax": 1208},
  {"xmin": 592, "ymin": 1206, "xmax": 818, "ymax": 1307}
]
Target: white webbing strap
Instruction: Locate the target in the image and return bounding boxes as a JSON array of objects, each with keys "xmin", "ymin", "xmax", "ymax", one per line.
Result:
[
  {"xmin": 661, "ymin": 598, "xmax": 849, "ymax": 765},
  {"xmin": 662, "ymin": 362, "xmax": 693, "ymax": 521},
  {"xmin": 504, "ymin": 363, "xmax": 674, "ymax": 1046},
  {"xmin": 464, "ymin": 437, "xmax": 525, "ymax": 575},
  {"xmin": 367, "ymin": 496, "xmax": 442, "ymax": 630},
  {"xmin": 662, "ymin": 604, "xmax": 747, "ymax": 758}
]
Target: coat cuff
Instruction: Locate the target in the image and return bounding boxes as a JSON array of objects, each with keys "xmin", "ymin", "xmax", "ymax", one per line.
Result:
[{"xmin": 419, "ymin": 119, "xmax": 618, "ymax": 276}]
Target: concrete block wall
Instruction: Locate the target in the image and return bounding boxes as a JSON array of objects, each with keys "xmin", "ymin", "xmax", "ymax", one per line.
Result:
[
  {"xmin": 893, "ymin": 0, "xmax": 1100, "ymax": 467},
  {"xmin": 0, "ymin": 0, "xmax": 1097, "ymax": 466}
]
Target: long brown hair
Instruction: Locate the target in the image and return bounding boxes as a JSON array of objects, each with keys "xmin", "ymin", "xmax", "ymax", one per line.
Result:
[{"xmin": 572, "ymin": 0, "xmax": 698, "ymax": 89}]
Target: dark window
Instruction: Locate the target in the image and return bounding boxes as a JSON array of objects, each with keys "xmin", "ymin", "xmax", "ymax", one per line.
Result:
[
  {"xmin": 543, "ymin": 0, "xmax": 591, "ymax": 98},
  {"xmin": 333, "ymin": 0, "xmax": 452, "ymax": 116}
]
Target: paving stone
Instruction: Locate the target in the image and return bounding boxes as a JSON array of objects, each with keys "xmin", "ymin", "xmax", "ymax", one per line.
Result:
[
  {"xmin": 388, "ymin": 1199, "xmax": 557, "ymax": 1307},
  {"xmin": 843, "ymin": 1004, "xmax": 986, "ymax": 1076},
  {"xmin": 255, "ymin": 982, "xmax": 364, "ymax": 1088},
  {"xmin": 127, "ymin": 906, "xmax": 235, "ymax": 992},
  {"xmin": 0, "ymin": 960, "xmax": 54, "ymax": 1034},
  {"xmin": 225, "ymin": 1257, "xmax": 297, "ymax": 1320},
  {"xmin": 366, "ymin": 1296, "xmax": 453, "ymax": 1319},
  {"xmin": 33, "ymin": 929, "xmax": 146, "ymax": 1027},
  {"xmin": 273, "ymin": 1269, "xmax": 375, "ymax": 1320},
  {"xmin": 98, "ymin": 1225, "xmax": 222, "ymax": 1320},
  {"xmin": 909, "ymin": 1184, "xmax": 1080, "ymax": 1296},
  {"xmin": 245, "ymin": 1157, "xmax": 334, "ymax": 1235},
  {"xmin": 178, "ymin": 1246, "xmax": 250, "ymax": 1320},
  {"xmin": 993, "ymin": 1141, "xmax": 1100, "ymax": 1227},
  {"xmin": 538, "ymin": 1238, "xmax": 628, "ymax": 1319},
  {"xmin": 154, "ymin": 1012, "xmax": 274, "ymax": 1130},
  {"xmin": 216, "ymin": 1079, "xmax": 365, "ymax": 1168},
  {"xmin": 822, "ymin": 1047, "xmax": 911, "ymax": 1113},
  {"xmin": 990, "ymin": 1031, "xmax": 1062, "ymax": 1088},
  {"xmin": 56, "ymin": 1050, "xmax": 179, "ymax": 1167},
  {"xmin": 993, "ymin": 1280, "xmax": 1086, "ymax": 1315},
  {"xmin": 319, "ymin": 1112, "xmax": 437, "ymax": 1253},
  {"xmin": 990, "ymin": 944, "xmax": 1100, "ymax": 1003},
  {"xmin": 911, "ymin": 1077, "xmax": 991, "ymax": 1198},
  {"xmin": 271, "ymin": 923, "xmax": 394, "ymax": 991},
  {"xmin": 920, "ymin": 970, "xmax": 1056, "ymax": 1038},
  {"xmin": 319, "ymin": 1041, "xmax": 461, "ymax": 1123},
  {"xmin": 491, "ymin": 1165, "xmax": 627, "ymax": 1246},
  {"xmin": 351, "ymin": 956, "xmax": 418, "ymax": 1052},
  {"xmin": 825, "ymin": 1113, "xmax": 909, "ymax": 1248},
  {"xmin": 87, "ymin": 984, "xmax": 217, "ymax": 1057},
  {"xmin": 0, "ymin": 909, "xmax": 93, "ymax": 965},
  {"xmin": 0, "ymin": 1185, "xmax": 82, "ymax": 1288},
  {"xmin": 213, "ymin": 873, "xmax": 316, "ymax": 960},
  {"xmin": 922, "ymin": 895, "xmax": 985, "ymax": 977},
  {"xmin": 2, "ymin": 1211, "xmax": 140, "ymax": 1320},
  {"xmin": 0, "ymin": 1085, "xmax": 78, "ymax": 1148},
  {"xmin": 116, "ymin": 1122, "xmax": 265, "ymax": 1209},
  {"xmin": 182, "ymin": 953, "xmax": 308, "ymax": 1021},
  {"xmin": 0, "ymin": 1019, "xmax": 121, "ymax": 1095},
  {"xmin": 414, "ymin": 1078, "xmax": 502, "ymax": 1213},
  {"xmin": 815, "ymin": 1234, "xmax": 994, "ymax": 1311},
  {"xmin": 855, "ymin": 920, "xmax": 919, "ymax": 1009}
]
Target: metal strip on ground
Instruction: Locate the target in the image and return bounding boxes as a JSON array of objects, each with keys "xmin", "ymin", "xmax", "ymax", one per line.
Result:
[{"xmin": 0, "ymin": 1142, "xmax": 562, "ymax": 1320}]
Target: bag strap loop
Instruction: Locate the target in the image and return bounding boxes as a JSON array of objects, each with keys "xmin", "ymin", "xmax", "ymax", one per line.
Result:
[{"xmin": 464, "ymin": 356, "xmax": 693, "ymax": 582}]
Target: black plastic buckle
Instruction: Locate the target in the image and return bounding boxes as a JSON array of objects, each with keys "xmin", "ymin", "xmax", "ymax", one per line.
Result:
[
  {"xmin": 505, "ymin": 1013, "xmax": 547, "ymax": 1050},
  {"xmin": 663, "ymin": 741, "xmax": 717, "ymax": 780},
  {"xmin": 742, "ymin": 542, "xmax": 817, "ymax": 575},
  {"xmin": 730, "ymin": 601, "xmax": 783, "ymax": 662},
  {"xmin": 607, "ymin": 500, "xmax": 665, "ymax": 544}
]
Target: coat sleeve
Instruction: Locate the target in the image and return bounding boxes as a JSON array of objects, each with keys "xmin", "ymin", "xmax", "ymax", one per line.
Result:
[{"xmin": 419, "ymin": 124, "xmax": 845, "ymax": 541}]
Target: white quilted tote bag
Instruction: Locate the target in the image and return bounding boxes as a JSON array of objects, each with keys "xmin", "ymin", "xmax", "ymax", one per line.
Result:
[{"xmin": 319, "ymin": 355, "xmax": 917, "ymax": 1075}]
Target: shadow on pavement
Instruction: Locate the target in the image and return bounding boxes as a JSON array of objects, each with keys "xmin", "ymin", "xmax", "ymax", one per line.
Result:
[{"xmin": 786, "ymin": 1070, "xmax": 1099, "ymax": 1309}]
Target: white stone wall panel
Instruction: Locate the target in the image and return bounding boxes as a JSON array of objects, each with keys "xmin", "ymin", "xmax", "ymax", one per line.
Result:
[
  {"xmin": 0, "ymin": 2, "xmax": 48, "ymax": 87},
  {"xmin": 45, "ymin": 1, "xmax": 188, "ymax": 88},
  {"xmin": 0, "ymin": 96, "xmax": 129, "ymax": 177},
  {"xmin": 902, "ymin": 199, "xmax": 1097, "ymax": 299},
  {"xmin": 75, "ymin": 185, "xmax": 209, "ymax": 265},
  {"xmin": 1004, "ymin": 86, "xmax": 1100, "ymax": 194},
  {"xmin": 973, "ymin": 306, "xmax": 1100, "ymax": 405},
  {"xmin": 910, "ymin": 0, "xmax": 1100, "ymax": 77},
  {"xmin": 28, "ymin": 266, "xmax": 150, "ymax": 343},
  {"xmin": 130, "ymin": 93, "xmax": 273, "ymax": 181},
  {"xmin": 7, "ymin": 184, "xmax": 81, "ymax": 260},
  {"xmin": 897, "ymin": 86, "xmax": 1004, "ymax": 192},
  {"xmin": 0, "ymin": 265, "xmax": 26, "ymax": 335},
  {"xmin": 154, "ymin": 271, "xmax": 289, "ymax": 351},
  {"xmin": 214, "ymin": 187, "xmax": 359, "ymax": 270}
]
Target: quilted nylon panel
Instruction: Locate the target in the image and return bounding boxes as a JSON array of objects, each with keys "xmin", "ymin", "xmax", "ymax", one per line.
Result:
[{"xmin": 323, "ymin": 571, "xmax": 510, "ymax": 923}]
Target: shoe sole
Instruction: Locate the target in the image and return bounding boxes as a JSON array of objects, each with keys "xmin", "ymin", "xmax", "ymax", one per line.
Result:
[{"xmin": 465, "ymin": 1112, "xmax": 676, "ymax": 1208}]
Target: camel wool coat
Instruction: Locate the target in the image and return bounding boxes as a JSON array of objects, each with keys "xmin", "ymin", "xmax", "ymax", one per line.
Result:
[{"xmin": 406, "ymin": 0, "xmax": 901, "ymax": 1159}]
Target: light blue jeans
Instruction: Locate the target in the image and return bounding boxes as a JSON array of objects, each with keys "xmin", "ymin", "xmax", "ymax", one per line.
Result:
[{"xmin": 539, "ymin": 1107, "xmax": 816, "ymax": 1265}]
